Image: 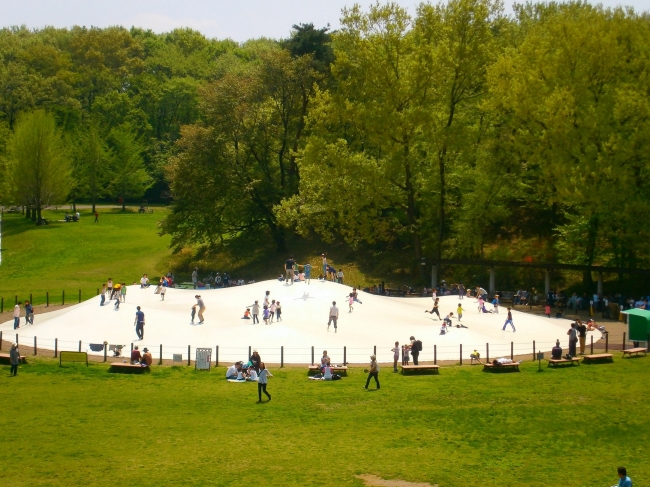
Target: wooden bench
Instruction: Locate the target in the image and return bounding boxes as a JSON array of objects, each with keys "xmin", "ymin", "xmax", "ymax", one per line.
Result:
[
  {"xmin": 308, "ymin": 365, "xmax": 348, "ymax": 376},
  {"xmin": 0, "ymin": 353, "xmax": 27, "ymax": 365},
  {"xmin": 401, "ymin": 365, "xmax": 440, "ymax": 374},
  {"xmin": 583, "ymin": 353, "xmax": 613, "ymax": 363},
  {"xmin": 60, "ymin": 351, "xmax": 88, "ymax": 366},
  {"xmin": 622, "ymin": 348, "xmax": 647, "ymax": 358},
  {"xmin": 110, "ymin": 362, "xmax": 150, "ymax": 373},
  {"xmin": 483, "ymin": 362, "xmax": 520, "ymax": 371},
  {"xmin": 547, "ymin": 357, "xmax": 581, "ymax": 367}
]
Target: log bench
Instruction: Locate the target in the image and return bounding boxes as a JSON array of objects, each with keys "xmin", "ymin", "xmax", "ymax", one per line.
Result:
[
  {"xmin": 401, "ymin": 364, "xmax": 440, "ymax": 374},
  {"xmin": 582, "ymin": 353, "xmax": 613, "ymax": 363},
  {"xmin": 0, "ymin": 353, "xmax": 27, "ymax": 365},
  {"xmin": 547, "ymin": 357, "xmax": 581, "ymax": 367},
  {"xmin": 622, "ymin": 348, "xmax": 647, "ymax": 358},
  {"xmin": 308, "ymin": 365, "xmax": 348, "ymax": 376},
  {"xmin": 110, "ymin": 362, "xmax": 150, "ymax": 373},
  {"xmin": 483, "ymin": 362, "xmax": 520, "ymax": 371}
]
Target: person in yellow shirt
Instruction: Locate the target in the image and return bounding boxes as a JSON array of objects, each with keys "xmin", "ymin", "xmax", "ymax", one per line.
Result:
[{"xmin": 457, "ymin": 303, "xmax": 465, "ymax": 322}]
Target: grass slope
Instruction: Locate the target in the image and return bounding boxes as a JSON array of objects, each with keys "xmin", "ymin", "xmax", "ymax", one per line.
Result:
[
  {"xmin": 0, "ymin": 208, "xmax": 172, "ymax": 305},
  {"xmin": 0, "ymin": 356, "xmax": 648, "ymax": 486}
]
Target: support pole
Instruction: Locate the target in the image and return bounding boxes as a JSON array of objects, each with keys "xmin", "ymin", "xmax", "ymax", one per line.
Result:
[
  {"xmin": 78, "ymin": 289, "xmax": 81, "ymax": 303},
  {"xmin": 486, "ymin": 343, "xmax": 489, "ymax": 363},
  {"xmin": 460, "ymin": 344, "xmax": 462, "ymax": 365},
  {"xmin": 431, "ymin": 265, "xmax": 438, "ymax": 290},
  {"xmin": 188, "ymin": 345, "xmax": 191, "ymax": 366},
  {"xmin": 248, "ymin": 345, "xmax": 251, "ymax": 359},
  {"xmin": 34, "ymin": 336, "xmax": 37, "ymax": 355},
  {"xmin": 78, "ymin": 340, "xmax": 81, "ymax": 352},
  {"xmin": 62, "ymin": 290, "xmax": 65, "ymax": 306},
  {"xmin": 104, "ymin": 345, "xmax": 107, "ymax": 362},
  {"xmin": 216, "ymin": 346, "xmax": 219, "ymax": 367},
  {"xmin": 311, "ymin": 346, "xmax": 314, "ymax": 365},
  {"xmin": 16, "ymin": 333, "xmax": 18, "ymax": 346},
  {"xmin": 434, "ymin": 345, "xmax": 437, "ymax": 365},
  {"xmin": 159, "ymin": 344, "xmax": 163, "ymax": 365},
  {"xmin": 344, "ymin": 346, "xmax": 347, "ymax": 365},
  {"xmin": 510, "ymin": 341, "xmax": 514, "ymax": 360},
  {"xmin": 281, "ymin": 346, "xmax": 284, "ymax": 368},
  {"xmin": 54, "ymin": 338, "xmax": 58, "ymax": 358},
  {"xmin": 533, "ymin": 340, "xmax": 535, "ymax": 361},
  {"xmin": 623, "ymin": 332, "xmax": 626, "ymax": 350},
  {"xmin": 605, "ymin": 333, "xmax": 609, "ymax": 352},
  {"xmin": 544, "ymin": 269, "xmax": 551, "ymax": 296},
  {"xmin": 0, "ymin": 331, "xmax": 2, "ymax": 350},
  {"xmin": 373, "ymin": 345, "xmax": 376, "ymax": 356},
  {"xmin": 46, "ymin": 292, "xmax": 49, "ymax": 307},
  {"xmin": 1, "ymin": 297, "xmax": 3, "ymax": 313},
  {"xmin": 489, "ymin": 267, "xmax": 495, "ymax": 295},
  {"xmin": 591, "ymin": 335, "xmax": 594, "ymax": 354}
]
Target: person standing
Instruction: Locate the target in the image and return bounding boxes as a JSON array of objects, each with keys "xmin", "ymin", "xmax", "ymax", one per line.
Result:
[
  {"xmin": 251, "ymin": 300, "xmax": 260, "ymax": 324},
  {"xmin": 576, "ymin": 319, "xmax": 587, "ymax": 355},
  {"xmin": 263, "ymin": 291, "xmax": 270, "ymax": 308},
  {"xmin": 348, "ymin": 294, "xmax": 354, "ymax": 313},
  {"xmin": 364, "ymin": 355, "xmax": 380, "ymax": 390},
  {"xmin": 457, "ymin": 302, "xmax": 465, "ymax": 322},
  {"xmin": 567, "ymin": 322, "xmax": 578, "ymax": 357},
  {"xmin": 327, "ymin": 301, "xmax": 339, "ymax": 332},
  {"xmin": 107, "ymin": 278, "xmax": 113, "ymax": 299},
  {"xmin": 458, "ymin": 283, "xmax": 465, "ymax": 299},
  {"xmin": 502, "ymin": 308, "xmax": 516, "ymax": 332},
  {"xmin": 409, "ymin": 336, "xmax": 421, "ymax": 365},
  {"xmin": 100, "ymin": 284, "xmax": 107, "ymax": 306},
  {"xmin": 13, "ymin": 302, "xmax": 21, "ymax": 329},
  {"xmin": 191, "ymin": 268, "xmax": 198, "ymax": 289},
  {"xmin": 304, "ymin": 262, "xmax": 312, "ymax": 285},
  {"xmin": 285, "ymin": 256, "xmax": 295, "ymax": 284},
  {"xmin": 275, "ymin": 301, "xmax": 282, "ymax": 322},
  {"xmin": 612, "ymin": 466, "xmax": 632, "ymax": 487},
  {"xmin": 193, "ymin": 295, "xmax": 205, "ymax": 323},
  {"xmin": 269, "ymin": 300, "xmax": 277, "ymax": 323},
  {"xmin": 94, "ymin": 210, "xmax": 99, "ymax": 223},
  {"xmin": 321, "ymin": 253, "xmax": 327, "ymax": 277},
  {"xmin": 492, "ymin": 294, "xmax": 500, "ymax": 314},
  {"xmin": 160, "ymin": 284, "xmax": 166, "ymax": 301},
  {"xmin": 9, "ymin": 342, "xmax": 20, "ymax": 376},
  {"xmin": 134, "ymin": 306, "xmax": 145, "ymax": 340},
  {"xmin": 120, "ymin": 283, "xmax": 127, "ymax": 303},
  {"xmin": 337, "ymin": 268, "xmax": 344, "ymax": 284},
  {"xmin": 257, "ymin": 362, "xmax": 272, "ymax": 402},
  {"xmin": 391, "ymin": 341, "xmax": 400, "ymax": 373}
]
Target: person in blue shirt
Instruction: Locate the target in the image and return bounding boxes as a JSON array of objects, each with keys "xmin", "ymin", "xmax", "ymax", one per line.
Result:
[
  {"xmin": 134, "ymin": 306, "xmax": 145, "ymax": 340},
  {"xmin": 613, "ymin": 466, "xmax": 632, "ymax": 487}
]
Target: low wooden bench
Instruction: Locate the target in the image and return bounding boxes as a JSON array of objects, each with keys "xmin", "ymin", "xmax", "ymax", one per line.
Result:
[
  {"xmin": 483, "ymin": 362, "xmax": 520, "ymax": 371},
  {"xmin": 308, "ymin": 365, "xmax": 348, "ymax": 376},
  {"xmin": 583, "ymin": 353, "xmax": 613, "ymax": 363},
  {"xmin": 110, "ymin": 363, "xmax": 150, "ymax": 373},
  {"xmin": 0, "ymin": 353, "xmax": 27, "ymax": 365},
  {"xmin": 547, "ymin": 357, "xmax": 581, "ymax": 367},
  {"xmin": 622, "ymin": 348, "xmax": 647, "ymax": 358},
  {"xmin": 60, "ymin": 351, "xmax": 88, "ymax": 366},
  {"xmin": 401, "ymin": 365, "xmax": 440, "ymax": 374}
]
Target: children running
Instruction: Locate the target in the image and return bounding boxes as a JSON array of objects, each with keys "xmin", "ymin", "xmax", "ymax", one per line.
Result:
[
  {"xmin": 502, "ymin": 307, "xmax": 516, "ymax": 331},
  {"xmin": 425, "ymin": 298, "xmax": 441, "ymax": 320},
  {"xmin": 269, "ymin": 300, "xmax": 277, "ymax": 322},
  {"xmin": 457, "ymin": 302, "xmax": 465, "ymax": 321}
]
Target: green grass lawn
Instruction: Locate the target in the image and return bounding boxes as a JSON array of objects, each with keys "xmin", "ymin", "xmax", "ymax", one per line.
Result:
[
  {"xmin": 1, "ymin": 356, "xmax": 648, "ymax": 486},
  {"xmin": 0, "ymin": 208, "xmax": 173, "ymax": 305}
]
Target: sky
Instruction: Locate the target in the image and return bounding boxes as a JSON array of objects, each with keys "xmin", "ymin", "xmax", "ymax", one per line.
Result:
[{"xmin": 0, "ymin": 0, "xmax": 647, "ymax": 42}]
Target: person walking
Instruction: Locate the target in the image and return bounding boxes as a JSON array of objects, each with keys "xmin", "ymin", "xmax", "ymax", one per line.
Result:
[
  {"xmin": 304, "ymin": 262, "xmax": 312, "ymax": 285},
  {"xmin": 9, "ymin": 342, "xmax": 20, "ymax": 376},
  {"xmin": 275, "ymin": 301, "xmax": 282, "ymax": 322},
  {"xmin": 409, "ymin": 336, "xmax": 421, "ymax": 365},
  {"xmin": 94, "ymin": 210, "xmax": 99, "ymax": 223},
  {"xmin": 13, "ymin": 302, "xmax": 21, "ymax": 330},
  {"xmin": 257, "ymin": 362, "xmax": 272, "ymax": 402},
  {"xmin": 120, "ymin": 283, "xmax": 127, "ymax": 303},
  {"xmin": 391, "ymin": 341, "xmax": 400, "ymax": 373},
  {"xmin": 134, "ymin": 306, "xmax": 145, "ymax": 340},
  {"xmin": 327, "ymin": 301, "xmax": 339, "ymax": 332},
  {"xmin": 191, "ymin": 268, "xmax": 198, "ymax": 289},
  {"xmin": 160, "ymin": 284, "xmax": 166, "ymax": 301},
  {"xmin": 492, "ymin": 294, "xmax": 500, "ymax": 314},
  {"xmin": 502, "ymin": 307, "xmax": 516, "ymax": 332},
  {"xmin": 364, "ymin": 355, "xmax": 380, "ymax": 390},
  {"xmin": 24, "ymin": 301, "xmax": 34, "ymax": 325},
  {"xmin": 458, "ymin": 283, "xmax": 465, "ymax": 299},
  {"xmin": 567, "ymin": 322, "xmax": 578, "ymax": 357},
  {"xmin": 576, "ymin": 319, "xmax": 587, "ymax": 355},
  {"xmin": 251, "ymin": 300, "xmax": 260, "ymax": 324},
  {"xmin": 100, "ymin": 284, "xmax": 107, "ymax": 306},
  {"xmin": 193, "ymin": 295, "xmax": 205, "ymax": 323},
  {"xmin": 348, "ymin": 294, "xmax": 354, "ymax": 313},
  {"xmin": 285, "ymin": 256, "xmax": 295, "ymax": 284}
]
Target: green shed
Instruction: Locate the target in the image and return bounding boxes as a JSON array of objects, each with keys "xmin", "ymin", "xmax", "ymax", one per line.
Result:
[{"xmin": 623, "ymin": 308, "xmax": 650, "ymax": 342}]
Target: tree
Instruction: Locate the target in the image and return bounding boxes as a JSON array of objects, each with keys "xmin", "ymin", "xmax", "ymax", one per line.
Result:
[
  {"xmin": 107, "ymin": 124, "xmax": 152, "ymax": 210},
  {"xmin": 70, "ymin": 121, "xmax": 111, "ymax": 212},
  {"xmin": 8, "ymin": 110, "xmax": 71, "ymax": 223}
]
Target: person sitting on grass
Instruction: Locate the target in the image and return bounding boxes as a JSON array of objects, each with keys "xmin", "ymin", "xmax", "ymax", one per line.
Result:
[
  {"xmin": 321, "ymin": 350, "xmax": 331, "ymax": 370},
  {"xmin": 470, "ymin": 349, "xmax": 482, "ymax": 364},
  {"xmin": 131, "ymin": 346, "xmax": 141, "ymax": 364},
  {"xmin": 226, "ymin": 361, "xmax": 242, "ymax": 379},
  {"xmin": 612, "ymin": 466, "xmax": 632, "ymax": 487},
  {"xmin": 551, "ymin": 340, "xmax": 563, "ymax": 360}
]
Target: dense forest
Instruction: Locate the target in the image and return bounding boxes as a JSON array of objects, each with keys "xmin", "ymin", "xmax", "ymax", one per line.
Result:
[{"xmin": 1, "ymin": 0, "xmax": 649, "ymax": 289}]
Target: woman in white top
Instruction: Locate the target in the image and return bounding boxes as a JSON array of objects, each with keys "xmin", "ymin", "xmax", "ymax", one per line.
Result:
[
  {"xmin": 364, "ymin": 355, "xmax": 380, "ymax": 390},
  {"xmin": 257, "ymin": 362, "xmax": 272, "ymax": 402}
]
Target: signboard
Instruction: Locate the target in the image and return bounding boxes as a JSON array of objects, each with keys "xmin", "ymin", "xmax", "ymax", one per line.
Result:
[
  {"xmin": 195, "ymin": 348, "xmax": 212, "ymax": 371},
  {"xmin": 173, "ymin": 354, "xmax": 183, "ymax": 363}
]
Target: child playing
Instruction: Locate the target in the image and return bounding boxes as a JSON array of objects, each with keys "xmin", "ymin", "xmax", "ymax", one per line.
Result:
[
  {"xmin": 251, "ymin": 300, "xmax": 260, "ymax": 324},
  {"xmin": 391, "ymin": 341, "xmax": 400, "ymax": 372},
  {"xmin": 121, "ymin": 283, "xmax": 127, "ymax": 302},
  {"xmin": 262, "ymin": 305, "xmax": 270, "ymax": 325},
  {"xmin": 304, "ymin": 263, "xmax": 312, "ymax": 284},
  {"xmin": 492, "ymin": 295, "xmax": 500, "ymax": 314},
  {"xmin": 477, "ymin": 296, "xmax": 484, "ymax": 312},
  {"xmin": 545, "ymin": 303, "xmax": 551, "ymax": 318},
  {"xmin": 457, "ymin": 302, "xmax": 465, "ymax": 321},
  {"xmin": 242, "ymin": 308, "xmax": 251, "ymax": 319},
  {"xmin": 348, "ymin": 293, "xmax": 354, "ymax": 312},
  {"xmin": 190, "ymin": 306, "xmax": 196, "ymax": 323},
  {"xmin": 160, "ymin": 284, "xmax": 166, "ymax": 301},
  {"xmin": 402, "ymin": 345, "xmax": 410, "ymax": 366},
  {"xmin": 275, "ymin": 301, "xmax": 282, "ymax": 321},
  {"xmin": 269, "ymin": 300, "xmax": 277, "ymax": 322}
]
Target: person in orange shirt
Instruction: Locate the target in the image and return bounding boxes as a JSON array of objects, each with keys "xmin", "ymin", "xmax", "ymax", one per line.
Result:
[{"xmin": 142, "ymin": 347, "xmax": 153, "ymax": 366}]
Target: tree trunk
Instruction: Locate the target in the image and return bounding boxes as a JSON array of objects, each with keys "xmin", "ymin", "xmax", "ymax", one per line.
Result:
[
  {"xmin": 402, "ymin": 143, "xmax": 425, "ymax": 282},
  {"xmin": 72, "ymin": 201, "xmax": 77, "ymax": 212},
  {"xmin": 37, "ymin": 206, "xmax": 42, "ymax": 225},
  {"xmin": 31, "ymin": 208, "xmax": 37, "ymax": 222},
  {"xmin": 26, "ymin": 207, "xmax": 31, "ymax": 219}
]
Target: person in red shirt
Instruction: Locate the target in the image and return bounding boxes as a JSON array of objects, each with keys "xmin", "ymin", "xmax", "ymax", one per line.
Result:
[{"xmin": 131, "ymin": 345, "xmax": 142, "ymax": 364}]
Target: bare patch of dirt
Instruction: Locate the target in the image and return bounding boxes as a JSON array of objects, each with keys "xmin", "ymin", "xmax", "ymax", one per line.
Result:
[{"xmin": 355, "ymin": 474, "xmax": 438, "ymax": 487}]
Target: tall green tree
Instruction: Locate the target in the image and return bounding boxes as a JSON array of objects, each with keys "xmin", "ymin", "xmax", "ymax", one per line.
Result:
[{"xmin": 8, "ymin": 110, "xmax": 72, "ymax": 223}]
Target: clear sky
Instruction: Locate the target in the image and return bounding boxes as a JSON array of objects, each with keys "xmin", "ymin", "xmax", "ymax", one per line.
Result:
[{"xmin": 1, "ymin": 0, "xmax": 647, "ymax": 42}]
